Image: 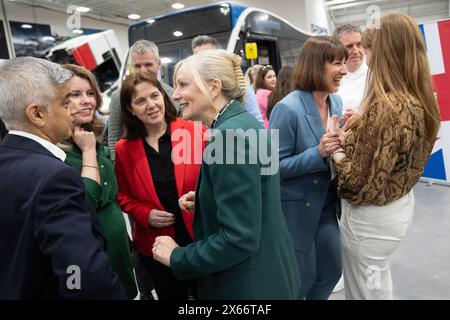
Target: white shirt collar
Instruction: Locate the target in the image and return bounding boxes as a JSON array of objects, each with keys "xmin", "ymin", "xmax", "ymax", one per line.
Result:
[{"xmin": 8, "ymin": 130, "xmax": 66, "ymax": 161}]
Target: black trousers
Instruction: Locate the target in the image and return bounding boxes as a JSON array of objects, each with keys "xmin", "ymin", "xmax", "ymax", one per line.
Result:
[{"xmin": 139, "ymin": 253, "xmax": 195, "ymax": 300}]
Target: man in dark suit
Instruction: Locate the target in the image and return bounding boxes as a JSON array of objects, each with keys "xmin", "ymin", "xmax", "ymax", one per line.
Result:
[{"xmin": 0, "ymin": 57, "xmax": 127, "ymax": 299}]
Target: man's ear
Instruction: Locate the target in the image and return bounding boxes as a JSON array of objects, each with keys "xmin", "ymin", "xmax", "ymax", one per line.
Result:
[
  {"xmin": 209, "ymin": 79, "xmax": 222, "ymax": 99},
  {"xmin": 25, "ymin": 104, "xmax": 46, "ymax": 127}
]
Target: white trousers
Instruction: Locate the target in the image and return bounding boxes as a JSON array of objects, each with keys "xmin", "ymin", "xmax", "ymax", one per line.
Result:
[{"xmin": 339, "ymin": 191, "xmax": 414, "ymax": 300}]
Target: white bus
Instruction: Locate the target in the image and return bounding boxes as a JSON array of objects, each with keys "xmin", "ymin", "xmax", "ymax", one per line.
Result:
[{"xmin": 121, "ymin": 2, "xmax": 313, "ymax": 86}]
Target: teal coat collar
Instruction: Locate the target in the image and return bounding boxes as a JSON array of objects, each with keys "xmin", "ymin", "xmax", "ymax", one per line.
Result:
[{"xmin": 213, "ymin": 100, "xmax": 246, "ymax": 129}]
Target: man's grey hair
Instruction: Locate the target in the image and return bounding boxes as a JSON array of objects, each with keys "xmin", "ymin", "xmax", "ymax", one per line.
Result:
[
  {"xmin": 191, "ymin": 35, "xmax": 222, "ymax": 51},
  {"xmin": 0, "ymin": 57, "xmax": 73, "ymax": 130},
  {"xmin": 332, "ymin": 24, "xmax": 363, "ymax": 41},
  {"xmin": 130, "ymin": 39, "xmax": 160, "ymax": 58}
]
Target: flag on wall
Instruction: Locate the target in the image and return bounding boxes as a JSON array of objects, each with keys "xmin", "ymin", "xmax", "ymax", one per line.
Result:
[{"xmin": 420, "ymin": 20, "xmax": 450, "ymax": 183}]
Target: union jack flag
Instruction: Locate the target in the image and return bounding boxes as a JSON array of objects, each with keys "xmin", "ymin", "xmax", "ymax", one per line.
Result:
[{"xmin": 420, "ymin": 20, "xmax": 450, "ymax": 183}]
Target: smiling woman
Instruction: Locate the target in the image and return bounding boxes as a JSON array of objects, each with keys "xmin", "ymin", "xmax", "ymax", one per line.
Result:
[
  {"xmin": 151, "ymin": 49, "xmax": 300, "ymax": 300},
  {"xmin": 59, "ymin": 64, "xmax": 138, "ymax": 299},
  {"xmin": 269, "ymin": 36, "xmax": 348, "ymax": 300},
  {"xmin": 115, "ymin": 71, "xmax": 206, "ymax": 300}
]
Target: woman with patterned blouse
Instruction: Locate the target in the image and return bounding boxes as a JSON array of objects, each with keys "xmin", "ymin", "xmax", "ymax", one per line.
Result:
[{"xmin": 331, "ymin": 13, "xmax": 440, "ymax": 300}]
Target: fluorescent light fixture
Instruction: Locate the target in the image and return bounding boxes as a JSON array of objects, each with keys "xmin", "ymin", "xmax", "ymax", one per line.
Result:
[
  {"xmin": 325, "ymin": 0, "xmax": 357, "ymax": 5},
  {"xmin": 171, "ymin": 3, "xmax": 185, "ymax": 10},
  {"xmin": 21, "ymin": 24, "xmax": 33, "ymax": 29},
  {"xmin": 161, "ymin": 57, "xmax": 172, "ymax": 64},
  {"xmin": 173, "ymin": 31, "xmax": 183, "ymax": 37},
  {"xmin": 72, "ymin": 29, "xmax": 84, "ymax": 34},
  {"xmin": 146, "ymin": 19, "xmax": 156, "ymax": 24},
  {"xmin": 327, "ymin": 0, "xmax": 384, "ymax": 10},
  {"xmin": 128, "ymin": 14, "xmax": 141, "ymax": 20},
  {"xmin": 76, "ymin": 6, "xmax": 90, "ymax": 13}
]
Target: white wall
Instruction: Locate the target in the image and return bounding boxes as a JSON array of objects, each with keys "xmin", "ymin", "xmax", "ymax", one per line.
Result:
[
  {"xmin": 232, "ymin": 0, "xmax": 331, "ymax": 34},
  {"xmin": 329, "ymin": 0, "xmax": 449, "ymax": 28},
  {"xmin": 304, "ymin": 0, "xmax": 331, "ymax": 34},
  {"xmin": 232, "ymin": 0, "xmax": 308, "ymax": 32},
  {"xmin": 2, "ymin": 1, "xmax": 129, "ymax": 57}
]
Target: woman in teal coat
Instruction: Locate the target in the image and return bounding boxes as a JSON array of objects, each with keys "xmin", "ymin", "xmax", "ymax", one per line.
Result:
[
  {"xmin": 61, "ymin": 64, "xmax": 137, "ymax": 299},
  {"xmin": 152, "ymin": 50, "xmax": 299, "ymax": 299}
]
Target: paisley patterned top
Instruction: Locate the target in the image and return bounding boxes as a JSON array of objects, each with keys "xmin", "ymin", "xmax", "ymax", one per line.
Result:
[{"xmin": 335, "ymin": 93, "xmax": 436, "ymax": 205}]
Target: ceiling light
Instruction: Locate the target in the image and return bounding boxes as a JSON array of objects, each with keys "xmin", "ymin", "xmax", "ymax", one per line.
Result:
[
  {"xmin": 171, "ymin": 3, "xmax": 185, "ymax": 10},
  {"xmin": 21, "ymin": 24, "xmax": 33, "ymax": 29},
  {"xmin": 173, "ymin": 31, "xmax": 183, "ymax": 37},
  {"xmin": 146, "ymin": 19, "xmax": 155, "ymax": 24},
  {"xmin": 325, "ymin": 0, "xmax": 357, "ymax": 5},
  {"xmin": 161, "ymin": 57, "xmax": 172, "ymax": 64},
  {"xmin": 327, "ymin": 0, "xmax": 384, "ymax": 10},
  {"xmin": 76, "ymin": 6, "xmax": 90, "ymax": 13},
  {"xmin": 128, "ymin": 14, "xmax": 141, "ymax": 20}
]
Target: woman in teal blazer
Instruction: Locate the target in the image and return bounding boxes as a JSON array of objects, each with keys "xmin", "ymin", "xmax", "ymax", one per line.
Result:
[
  {"xmin": 269, "ymin": 36, "xmax": 348, "ymax": 299},
  {"xmin": 61, "ymin": 64, "xmax": 137, "ymax": 299},
  {"xmin": 152, "ymin": 49, "xmax": 300, "ymax": 299}
]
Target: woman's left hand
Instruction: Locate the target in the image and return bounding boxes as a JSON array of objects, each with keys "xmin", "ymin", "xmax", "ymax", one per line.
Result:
[
  {"xmin": 152, "ymin": 236, "xmax": 179, "ymax": 267},
  {"xmin": 328, "ymin": 115, "xmax": 351, "ymax": 147},
  {"xmin": 72, "ymin": 126, "xmax": 96, "ymax": 154}
]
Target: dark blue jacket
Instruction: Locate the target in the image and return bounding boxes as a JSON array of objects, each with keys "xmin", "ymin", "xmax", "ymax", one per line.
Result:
[{"xmin": 0, "ymin": 134, "xmax": 126, "ymax": 299}]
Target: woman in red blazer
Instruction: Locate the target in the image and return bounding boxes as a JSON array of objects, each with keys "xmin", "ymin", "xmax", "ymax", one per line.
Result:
[{"xmin": 115, "ymin": 72, "xmax": 205, "ymax": 300}]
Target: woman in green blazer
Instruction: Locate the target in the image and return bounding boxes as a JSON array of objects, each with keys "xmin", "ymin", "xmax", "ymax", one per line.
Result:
[
  {"xmin": 61, "ymin": 64, "xmax": 137, "ymax": 299},
  {"xmin": 152, "ymin": 50, "xmax": 300, "ymax": 299}
]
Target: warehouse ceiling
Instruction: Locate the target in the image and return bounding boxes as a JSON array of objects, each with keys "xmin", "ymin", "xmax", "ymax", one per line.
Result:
[
  {"xmin": 326, "ymin": 0, "xmax": 449, "ymax": 26},
  {"xmin": 4, "ymin": 0, "xmax": 224, "ymax": 25},
  {"xmin": 4, "ymin": 0, "xmax": 450, "ymax": 27}
]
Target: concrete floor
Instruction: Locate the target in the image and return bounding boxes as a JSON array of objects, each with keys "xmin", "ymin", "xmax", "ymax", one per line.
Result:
[{"xmin": 330, "ymin": 181, "xmax": 450, "ymax": 300}]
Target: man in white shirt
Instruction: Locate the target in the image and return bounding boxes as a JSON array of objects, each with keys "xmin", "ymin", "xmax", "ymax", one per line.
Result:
[
  {"xmin": 0, "ymin": 57, "xmax": 126, "ymax": 299},
  {"xmin": 333, "ymin": 24, "xmax": 369, "ymax": 113}
]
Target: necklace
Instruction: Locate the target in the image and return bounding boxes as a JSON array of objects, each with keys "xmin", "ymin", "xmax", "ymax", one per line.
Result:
[{"xmin": 210, "ymin": 100, "xmax": 234, "ymax": 129}]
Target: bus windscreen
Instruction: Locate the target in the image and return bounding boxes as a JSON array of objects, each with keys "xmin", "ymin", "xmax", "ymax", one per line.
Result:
[{"xmin": 129, "ymin": 6, "xmax": 233, "ymax": 45}]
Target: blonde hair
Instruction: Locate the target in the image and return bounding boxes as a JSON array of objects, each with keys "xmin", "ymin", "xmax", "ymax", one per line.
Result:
[
  {"xmin": 174, "ymin": 49, "xmax": 246, "ymax": 109},
  {"xmin": 360, "ymin": 13, "xmax": 440, "ymax": 140},
  {"xmin": 244, "ymin": 64, "xmax": 263, "ymax": 87},
  {"xmin": 251, "ymin": 64, "xmax": 263, "ymax": 92}
]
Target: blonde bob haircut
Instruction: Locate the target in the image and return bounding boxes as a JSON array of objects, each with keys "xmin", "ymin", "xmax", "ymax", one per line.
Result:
[{"xmin": 173, "ymin": 49, "xmax": 246, "ymax": 109}]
